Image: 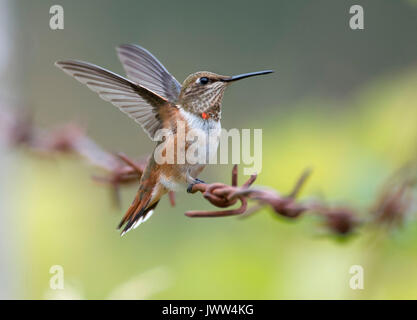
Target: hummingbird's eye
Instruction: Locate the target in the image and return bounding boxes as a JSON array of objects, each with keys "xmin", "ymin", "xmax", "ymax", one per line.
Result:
[{"xmin": 198, "ymin": 77, "xmax": 209, "ymax": 85}]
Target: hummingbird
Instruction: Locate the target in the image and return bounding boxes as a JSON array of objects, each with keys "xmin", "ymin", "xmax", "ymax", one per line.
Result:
[{"xmin": 55, "ymin": 44, "xmax": 273, "ymax": 235}]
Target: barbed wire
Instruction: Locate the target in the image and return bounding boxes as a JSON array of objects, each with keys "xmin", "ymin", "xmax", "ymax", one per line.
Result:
[{"xmin": 1, "ymin": 105, "xmax": 416, "ymax": 236}]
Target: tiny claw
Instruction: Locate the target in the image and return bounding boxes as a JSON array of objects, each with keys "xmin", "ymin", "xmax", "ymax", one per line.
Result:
[
  {"xmin": 187, "ymin": 184, "xmax": 194, "ymax": 193},
  {"xmin": 187, "ymin": 180, "xmax": 206, "ymax": 193},
  {"xmin": 187, "ymin": 178, "xmax": 206, "ymax": 193}
]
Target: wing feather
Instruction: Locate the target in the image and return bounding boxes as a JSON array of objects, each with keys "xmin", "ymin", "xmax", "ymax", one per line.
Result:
[
  {"xmin": 116, "ymin": 44, "xmax": 181, "ymax": 103},
  {"xmin": 55, "ymin": 60, "xmax": 173, "ymax": 140}
]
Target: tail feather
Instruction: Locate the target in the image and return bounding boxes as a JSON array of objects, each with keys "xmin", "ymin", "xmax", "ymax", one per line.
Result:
[
  {"xmin": 118, "ymin": 191, "xmax": 161, "ymax": 236},
  {"xmin": 117, "ymin": 156, "xmax": 163, "ymax": 236},
  {"xmin": 121, "ymin": 201, "xmax": 150, "ymax": 236},
  {"xmin": 133, "ymin": 201, "xmax": 159, "ymax": 230},
  {"xmin": 118, "ymin": 193, "xmax": 140, "ymax": 229}
]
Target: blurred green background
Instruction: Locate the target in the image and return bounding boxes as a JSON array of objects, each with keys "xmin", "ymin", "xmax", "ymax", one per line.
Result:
[{"xmin": 1, "ymin": 0, "xmax": 417, "ymax": 299}]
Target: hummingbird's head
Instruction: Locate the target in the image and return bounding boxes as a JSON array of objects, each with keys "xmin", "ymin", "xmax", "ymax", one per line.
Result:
[{"xmin": 178, "ymin": 70, "xmax": 273, "ymax": 117}]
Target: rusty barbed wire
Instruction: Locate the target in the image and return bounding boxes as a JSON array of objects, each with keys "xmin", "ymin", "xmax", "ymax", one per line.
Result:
[{"xmin": 1, "ymin": 105, "xmax": 416, "ymax": 236}]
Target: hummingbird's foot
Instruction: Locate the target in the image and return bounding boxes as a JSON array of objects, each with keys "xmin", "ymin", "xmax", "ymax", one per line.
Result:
[
  {"xmin": 186, "ymin": 169, "xmax": 206, "ymax": 193},
  {"xmin": 186, "ymin": 184, "xmax": 194, "ymax": 193},
  {"xmin": 187, "ymin": 179, "xmax": 206, "ymax": 193}
]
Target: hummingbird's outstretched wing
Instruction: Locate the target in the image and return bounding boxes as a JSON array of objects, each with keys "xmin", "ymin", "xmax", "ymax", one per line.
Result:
[
  {"xmin": 55, "ymin": 60, "xmax": 176, "ymax": 140},
  {"xmin": 116, "ymin": 44, "xmax": 181, "ymax": 104}
]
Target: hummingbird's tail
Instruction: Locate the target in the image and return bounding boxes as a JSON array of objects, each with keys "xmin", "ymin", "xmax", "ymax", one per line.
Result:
[
  {"xmin": 117, "ymin": 151, "xmax": 167, "ymax": 236},
  {"xmin": 118, "ymin": 195, "xmax": 160, "ymax": 236},
  {"xmin": 117, "ymin": 162, "xmax": 163, "ymax": 236}
]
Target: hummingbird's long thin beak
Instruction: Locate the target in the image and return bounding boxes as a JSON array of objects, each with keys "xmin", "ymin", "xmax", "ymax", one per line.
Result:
[{"xmin": 222, "ymin": 70, "xmax": 274, "ymax": 82}]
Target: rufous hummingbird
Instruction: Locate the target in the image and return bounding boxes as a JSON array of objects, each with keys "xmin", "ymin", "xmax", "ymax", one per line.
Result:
[{"xmin": 55, "ymin": 44, "xmax": 273, "ymax": 235}]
